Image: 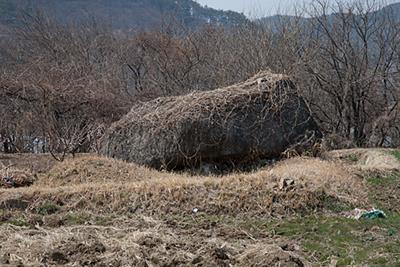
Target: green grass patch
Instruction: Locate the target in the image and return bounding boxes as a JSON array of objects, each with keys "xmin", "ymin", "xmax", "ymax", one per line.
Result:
[
  {"xmin": 367, "ymin": 174, "xmax": 398, "ymax": 186},
  {"xmin": 166, "ymin": 211, "xmax": 400, "ymax": 266},
  {"xmin": 348, "ymin": 154, "xmax": 359, "ymax": 162},
  {"xmin": 390, "ymin": 150, "xmax": 400, "ymax": 161},
  {"xmin": 271, "ymin": 171, "xmax": 400, "ymax": 265},
  {"xmin": 63, "ymin": 212, "xmax": 114, "ymax": 226},
  {"xmin": 36, "ymin": 202, "xmax": 60, "ymax": 215},
  {"xmin": 366, "ymin": 172, "xmax": 400, "ymax": 211},
  {"xmin": 7, "ymin": 217, "xmax": 29, "ymax": 227},
  {"xmin": 64, "ymin": 212, "xmax": 93, "ymax": 225},
  {"xmin": 320, "ymin": 195, "xmax": 354, "ymax": 213},
  {"xmin": 275, "ymin": 214, "xmax": 400, "ymax": 266},
  {"xmin": 165, "ymin": 169, "xmax": 400, "ymax": 266}
]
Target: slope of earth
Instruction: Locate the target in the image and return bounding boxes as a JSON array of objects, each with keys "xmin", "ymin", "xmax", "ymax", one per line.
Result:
[{"xmin": 0, "ymin": 149, "xmax": 400, "ymax": 266}]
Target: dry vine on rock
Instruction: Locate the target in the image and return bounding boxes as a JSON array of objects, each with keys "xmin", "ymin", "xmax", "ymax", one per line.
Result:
[{"xmin": 102, "ymin": 71, "xmax": 321, "ymax": 169}]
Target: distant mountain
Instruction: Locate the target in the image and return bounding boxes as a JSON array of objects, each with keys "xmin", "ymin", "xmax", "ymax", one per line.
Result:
[
  {"xmin": 379, "ymin": 2, "xmax": 400, "ymax": 19},
  {"xmin": 257, "ymin": 2, "xmax": 400, "ymax": 27},
  {"xmin": 0, "ymin": 0, "xmax": 249, "ymax": 31}
]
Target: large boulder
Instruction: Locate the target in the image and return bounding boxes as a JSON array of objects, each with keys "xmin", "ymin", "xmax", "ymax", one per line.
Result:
[{"xmin": 101, "ymin": 71, "xmax": 320, "ymax": 169}]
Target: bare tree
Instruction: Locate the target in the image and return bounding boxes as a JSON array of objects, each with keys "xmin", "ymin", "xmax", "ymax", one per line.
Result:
[
  {"xmin": 2, "ymin": 2, "xmax": 400, "ymax": 154},
  {"xmin": 292, "ymin": 0, "xmax": 400, "ymax": 146}
]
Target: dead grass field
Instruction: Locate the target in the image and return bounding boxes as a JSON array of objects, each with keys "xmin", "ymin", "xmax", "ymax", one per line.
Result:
[{"xmin": 0, "ymin": 149, "xmax": 400, "ymax": 266}]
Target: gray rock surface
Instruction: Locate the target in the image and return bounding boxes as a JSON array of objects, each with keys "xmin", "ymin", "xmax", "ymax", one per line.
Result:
[{"xmin": 101, "ymin": 71, "xmax": 320, "ymax": 169}]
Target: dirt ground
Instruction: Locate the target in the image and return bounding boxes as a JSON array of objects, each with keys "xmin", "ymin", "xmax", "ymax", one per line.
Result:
[{"xmin": 0, "ymin": 149, "xmax": 400, "ymax": 266}]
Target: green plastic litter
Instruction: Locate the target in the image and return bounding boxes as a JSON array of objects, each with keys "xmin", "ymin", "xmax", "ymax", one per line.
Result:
[{"xmin": 359, "ymin": 209, "xmax": 386, "ymax": 219}]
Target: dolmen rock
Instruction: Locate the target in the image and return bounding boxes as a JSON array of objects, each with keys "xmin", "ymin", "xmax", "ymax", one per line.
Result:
[{"xmin": 101, "ymin": 71, "xmax": 320, "ymax": 169}]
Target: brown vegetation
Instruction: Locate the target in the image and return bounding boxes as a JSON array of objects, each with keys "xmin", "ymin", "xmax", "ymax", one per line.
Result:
[
  {"xmin": 0, "ymin": 153, "xmax": 369, "ymax": 217},
  {"xmin": 1, "ymin": 150, "xmax": 398, "ymax": 265},
  {"xmin": 1, "ymin": 1, "xmax": 400, "ymax": 265},
  {"xmin": 0, "ymin": 219, "xmax": 310, "ymax": 266},
  {"xmin": 1, "ymin": 1, "xmax": 400, "ymax": 159}
]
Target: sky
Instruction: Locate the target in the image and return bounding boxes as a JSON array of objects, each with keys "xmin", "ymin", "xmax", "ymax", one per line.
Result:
[
  {"xmin": 195, "ymin": 0, "xmax": 400, "ymax": 17},
  {"xmin": 196, "ymin": 0, "xmax": 307, "ymax": 15}
]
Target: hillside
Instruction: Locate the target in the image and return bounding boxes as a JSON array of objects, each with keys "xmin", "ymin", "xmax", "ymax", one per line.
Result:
[
  {"xmin": 1, "ymin": 149, "xmax": 400, "ymax": 265},
  {"xmin": 258, "ymin": 2, "xmax": 400, "ymax": 27},
  {"xmin": 381, "ymin": 1, "xmax": 400, "ymax": 16},
  {"xmin": 0, "ymin": 0, "xmax": 248, "ymax": 31}
]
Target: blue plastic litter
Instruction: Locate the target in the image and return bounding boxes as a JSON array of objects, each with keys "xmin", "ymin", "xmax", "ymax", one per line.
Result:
[{"xmin": 359, "ymin": 209, "xmax": 386, "ymax": 220}]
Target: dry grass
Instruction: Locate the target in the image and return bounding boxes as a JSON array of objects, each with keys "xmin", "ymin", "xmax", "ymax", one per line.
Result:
[
  {"xmin": 0, "ymin": 218, "xmax": 309, "ymax": 266},
  {"xmin": 268, "ymin": 157, "xmax": 367, "ymax": 206},
  {"xmin": 0, "ymin": 154, "xmax": 369, "ymax": 218},
  {"xmin": 325, "ymin": 148, "xmax": 400, "ymax": 171},
  {"xmin": 38, "ymin": 155, "xmax": 184, "ymax": 187},
  {"xmin": 122, "ymin": 70, "xmax": 289, "ymax": 129},
  {"xmin": 0, "ymin": 151, "xmax": 396, "ymax": 266},
  {"xmin": 0, "ymin": 153, "xmax": 57, "ymax": 174},
  {"xmin": 0, "ymin": 168, "xmax": 36, "ymax": 188},
  {"xmin": 238, "ymin": 243, "xmax": 311, "ymax": 266}
]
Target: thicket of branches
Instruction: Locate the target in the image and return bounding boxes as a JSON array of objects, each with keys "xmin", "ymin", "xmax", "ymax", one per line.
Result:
[{"xmin": 1, "ymin": 0, "xmax": 400, "ymax": 158}]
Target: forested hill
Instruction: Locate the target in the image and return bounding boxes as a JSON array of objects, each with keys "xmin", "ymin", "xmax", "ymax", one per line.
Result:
[
  {"xmin": 0, "ymin": 0, "xmax": 249, "ymax": 30},
  {"xmin": 257, "ymin": 2, "xmax": 400, "ymax": 26}
]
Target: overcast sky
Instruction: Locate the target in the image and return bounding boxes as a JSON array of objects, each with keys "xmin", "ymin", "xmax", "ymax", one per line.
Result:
[{"xmin": 195, "ymin": 0, "xmax": 400, "ymax": 17}]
